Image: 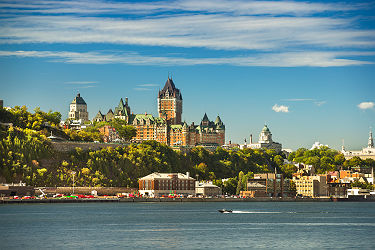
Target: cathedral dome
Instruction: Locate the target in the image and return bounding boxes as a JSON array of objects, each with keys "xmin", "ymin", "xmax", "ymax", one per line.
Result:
[{"xmin": 262, "ymin": 125, "xmax": 270, "ymax": 132}]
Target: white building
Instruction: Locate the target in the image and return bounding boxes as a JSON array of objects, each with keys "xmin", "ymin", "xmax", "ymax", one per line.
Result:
[
  {"xmin": 342, "ymin": 129, "xmax": 375, "ymax": 160},
  {"xmin": 241, "ymin": 125, "xmax": 282, "ymax": 153},
  {"xmin": 138, "ymin": 172, "xmax": 195, "ymax": 197},
  {"xmin": 195, "ymin": 181, "xmax": 221, "ymax": 197},
  {"xmin": 68, "ymin": 93, "xmax": 89, "ymax": 122},
  {"xmin": 311, "ymin": 142, "xmax": 329, "ymax": 150}
]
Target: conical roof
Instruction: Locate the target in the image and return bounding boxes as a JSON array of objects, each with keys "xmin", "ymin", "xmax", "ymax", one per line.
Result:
[
  {"xmin": 215, "ymin": 115, "xmax": 222, "ymax": 125},
  {"xmin": 202, "ymin": 113, "xmax": 209, "ymax": 122}
]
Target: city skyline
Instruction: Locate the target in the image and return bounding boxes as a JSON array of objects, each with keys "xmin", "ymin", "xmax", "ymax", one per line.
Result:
[{"xmin": 1, "ymin": 0, "xmax": 375, "ymax": 150}]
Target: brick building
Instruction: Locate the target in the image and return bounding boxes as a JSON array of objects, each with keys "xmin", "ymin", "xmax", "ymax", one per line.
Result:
[
  {"xmin": 98, "ymin": 125, "xmax": 120, "ymax": 143},
  {"xmin": 138, "ymin": 172, "xmax": 195, "ymax": 197}
]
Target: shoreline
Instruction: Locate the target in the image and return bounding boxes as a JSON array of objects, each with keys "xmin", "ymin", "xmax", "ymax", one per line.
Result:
[{"xmin": 2, "ymin": 197, "xmax": 375, "ymax": 204}]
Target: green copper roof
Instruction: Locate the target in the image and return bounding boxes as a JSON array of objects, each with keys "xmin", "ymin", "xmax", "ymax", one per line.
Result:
[{"xmin": 262, "ymin": 125, "xmax": 270, "ymax": 132}]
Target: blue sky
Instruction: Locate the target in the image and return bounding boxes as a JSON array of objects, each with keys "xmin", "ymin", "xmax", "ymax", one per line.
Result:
[{"xmin": 0, "ymin": 0, "xmax": 374, "ymax": 150}]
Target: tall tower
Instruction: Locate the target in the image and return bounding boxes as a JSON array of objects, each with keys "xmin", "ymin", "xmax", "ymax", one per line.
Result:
[
  {"xmin": 68, "ymin": 93, "xmax": 89, "ymax": 121},
  {"xmin": 369, "ymin": 129, "xmax": 374, "ymax": 148},
  {"xmin": 158, "ymin": 77, "xmax": 182, "ymax": 125}
]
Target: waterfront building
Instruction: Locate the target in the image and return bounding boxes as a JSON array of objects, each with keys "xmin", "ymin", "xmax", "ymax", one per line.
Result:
[
  {"xmin": 347, "ymin": 188, "xmax": 372, "ymax": 198},
  {"xmin": 195, "ymin": 181, "xmax": 221, "ymax": 197},
  {"xmin": 241, "ymin": 125, "xmax": 282, "ymax": 153},
  {"xmin": 342, "ymin": 129, "xmax": 375, "ymax": 160},
  {"xmin": 293, "ymin": 175, "xmax": 328, "ymax": 198},
  {"xmin": 68, "ymin": 93, "xmax": 89, "ymax": 121},
  {"xmin": 138, "ymin": 172, "xmax": 195, "ymax": 197},
  {"xmin": 241, "ymin": 172, "xmax": 294, "ymax": 197}
]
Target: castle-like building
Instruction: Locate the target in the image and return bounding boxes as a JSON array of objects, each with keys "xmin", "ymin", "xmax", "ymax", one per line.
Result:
[
  {"xmin": 93, "ymin": 77, "xmax": 225, "ymax": 147},
  {"xmin": 68, "ymin": 93, "xmax": 89, "ymax": 121}
]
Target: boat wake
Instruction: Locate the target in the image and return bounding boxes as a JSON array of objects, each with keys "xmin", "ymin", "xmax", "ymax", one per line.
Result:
[{"xmin": 231, "ymin": 211, "xmax": 282, "ymax": 214}]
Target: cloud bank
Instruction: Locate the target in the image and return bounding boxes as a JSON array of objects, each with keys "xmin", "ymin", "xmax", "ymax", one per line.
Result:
[
  {"xmin": 0, "ymin": 0, "xmax": 374, "ymax": 67},
  {"xmin": 0, "ymin": 50, "xmax": 372, "ymax": 67}
]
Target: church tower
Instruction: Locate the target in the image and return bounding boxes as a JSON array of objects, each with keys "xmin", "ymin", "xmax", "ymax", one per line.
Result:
[
  {"xmin": 369, "ymin": 129, "xmax": 374, "ymax": 148},
  {"xmin": 158, "ymin": 77, "xmax": 182, "ymax": 125}
]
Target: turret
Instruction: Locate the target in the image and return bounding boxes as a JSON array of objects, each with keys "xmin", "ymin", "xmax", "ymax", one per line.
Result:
[{"xmin": 369, "ymin": 129, "xmax": 374, "ymax": 148}]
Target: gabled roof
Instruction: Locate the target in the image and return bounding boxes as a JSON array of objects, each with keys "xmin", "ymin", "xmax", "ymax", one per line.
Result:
[
  {"xmin": 71, "ymin": 93, "xmax": 86, "ymax": 105},
  {"xmin": 107, "ymin": 109, "xmax": 114, "ymax": 115}
]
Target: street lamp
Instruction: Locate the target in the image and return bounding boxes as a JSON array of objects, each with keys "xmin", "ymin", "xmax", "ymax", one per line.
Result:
[{"xmin": 71, "ymin": 171, "xmax": 76, "ymax": 195}]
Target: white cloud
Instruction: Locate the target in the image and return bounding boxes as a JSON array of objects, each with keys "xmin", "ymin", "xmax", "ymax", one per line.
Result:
[
  {"xmin": 358, "ymin": 102, "xmax": 375, "ymax": 110},
  {"xmin": 65, "ymin": 81, "xmax": 97, "ymax": 85},
  {"xmin": 0, "ymin": 1, "xmax": 373, "ymax": 68},
  {"xmin": 0, "ymin": 50, "xmax": 373, "ymax": 67},
  {"xmin": 0, "ymin": 0, "xmax": 358, "ymax": 16},
  {"xmin": 272, "ymin": 104, "xmax": 289, "ymax": 113},
  {"xmin": 0, "ymin": 3, "xmax": 374, "ymax": 52}
]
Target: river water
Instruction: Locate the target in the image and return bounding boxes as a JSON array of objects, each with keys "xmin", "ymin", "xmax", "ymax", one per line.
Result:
[{"xmin": 1, "ymin": 202, "xmax": 375, "ymax": 249}]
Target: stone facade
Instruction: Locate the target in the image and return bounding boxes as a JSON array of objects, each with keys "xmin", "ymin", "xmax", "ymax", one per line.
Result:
[
  {"xmin": 242, "ymin": 124, "xmax": 282, "ymax": 152},
  {"xmin": 68, "ymin": 93, "xmax": 89, "ymax": 121}
]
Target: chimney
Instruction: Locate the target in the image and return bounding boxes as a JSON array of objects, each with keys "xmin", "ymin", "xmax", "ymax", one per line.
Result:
[
  {"xmin": 125, "ymin": 97, "xmax": 128, "ymax": 105},
  {"xmin": 186, "ymin": 172, "xmax": 190, "ymax": 179},
  {"xmin": 250, "ymin": 134, "xmax": 253, "ymax": 144}
]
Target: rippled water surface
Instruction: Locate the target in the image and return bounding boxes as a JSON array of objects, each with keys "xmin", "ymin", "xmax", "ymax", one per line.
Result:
[{"xmin": 1, "ymin": 202, "xmax": 375, "ymax": 249}]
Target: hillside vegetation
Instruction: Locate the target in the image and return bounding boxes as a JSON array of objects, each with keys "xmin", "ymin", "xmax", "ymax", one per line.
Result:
[{"xmin": 1, "ymin": 106, "xmax": 374, "ymax": 194}]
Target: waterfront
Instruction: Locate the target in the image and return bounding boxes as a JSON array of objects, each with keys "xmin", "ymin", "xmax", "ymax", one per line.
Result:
[{"xmin": 1, "ymin": 202, "xmax": 375, "ymax": 249}]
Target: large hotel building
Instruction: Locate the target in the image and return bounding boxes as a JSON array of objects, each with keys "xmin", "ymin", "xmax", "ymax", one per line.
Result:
[{"xmin": 94, "ymin": 77, "xmax": 225, "ymax": 148}]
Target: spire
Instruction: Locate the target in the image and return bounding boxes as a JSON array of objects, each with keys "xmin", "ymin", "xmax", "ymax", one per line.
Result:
[
  {"xmin": 118, "ymin": 98, "xmax": 125, "ymax": 108},
  {"xmin": 202, "ymin": 113, "xmax": 209, "ymax": 122},
  {"xmin": 369, "ymin": 128, "xmax": 374, "ymax": 148}
]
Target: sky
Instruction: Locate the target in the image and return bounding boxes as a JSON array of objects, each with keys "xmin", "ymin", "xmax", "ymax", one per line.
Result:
[{"xmin": 0, "ymin": 0, "xmax": 374, "ymax": 150}]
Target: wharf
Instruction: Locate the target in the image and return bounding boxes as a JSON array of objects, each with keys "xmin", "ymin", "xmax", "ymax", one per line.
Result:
[{"xmin": 2, "ymin": 197, "xmax": 373, "ymax": 204}]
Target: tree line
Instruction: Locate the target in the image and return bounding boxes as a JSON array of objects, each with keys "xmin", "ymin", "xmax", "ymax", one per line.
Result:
[{"xmin": 1, "ymin": 106, "xmax": 374, "ymax": 194}]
